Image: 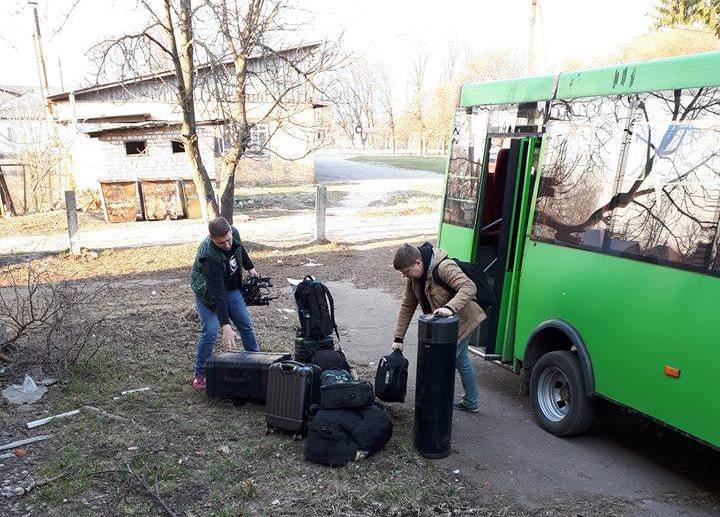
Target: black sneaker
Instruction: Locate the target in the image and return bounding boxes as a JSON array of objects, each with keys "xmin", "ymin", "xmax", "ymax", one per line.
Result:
[{"xmin": 453, "ymin": 402, "xmax": 479, "ymax": 413}]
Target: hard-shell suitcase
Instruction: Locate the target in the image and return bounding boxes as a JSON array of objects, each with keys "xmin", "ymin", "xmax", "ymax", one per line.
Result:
[
  {"xmin": 265, "ymin": 361, "xmax": 321, "ymax": 434},
  {"xmin": 375, "ymin": 349, "xmax": 409, "ymax": 403},
  {"xmin": 294, "ymin": 335, "xmax": 334, "ymax": 363},
  {"xmin": 205, "ymin": 351, "xmax": 290, "ymax": 402},
  {"xmin": 320, "ymin": 380, "xmax": 374, "ymax": 409}
]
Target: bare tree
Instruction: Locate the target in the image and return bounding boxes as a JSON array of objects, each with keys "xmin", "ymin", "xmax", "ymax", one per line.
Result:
[
  {"xmin": 331, "ymin": 57, "xmax": 378, "ymax": 149},
  {"xmin": 0, "ymin": 265, "xmax": 111, "ymax": 373},
  {"xmin": 377, "ymin": 62, "xmax": 396, "ymax": 154},
  {"xmin": 408, "ymin": 47, "xmax": 428, "ymax": 154},
  {"xmin": 198, "ymin": 0, "xmax": 345, "ymax": 221},
  {"xmin": 93, "ymin": 0, "xmax": 224, "ymax": 220}
]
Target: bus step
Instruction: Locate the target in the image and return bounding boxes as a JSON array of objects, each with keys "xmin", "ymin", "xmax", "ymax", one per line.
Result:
[{"xmin": 468, "ymin": 346, "xmax": 501, "ymax": 361}]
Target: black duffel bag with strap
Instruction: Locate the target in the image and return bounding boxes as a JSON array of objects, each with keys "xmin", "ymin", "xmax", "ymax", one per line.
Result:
[
  {"xmin": 319, "ymin": 369, "xmax": 374, "ymax": 409},
  {"xmin": 304, "ymin": 403, "xmax": 393, "ymax": 467}
]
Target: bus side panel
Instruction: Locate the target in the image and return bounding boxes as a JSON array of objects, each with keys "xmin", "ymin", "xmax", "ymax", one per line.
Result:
[
  {"xmin": 514, "ymin": 241, "xmax": 720, "ymax": 448},
  {"xmin": 438, "ymin": 223, "xmax": 475, "ymax": 262}
]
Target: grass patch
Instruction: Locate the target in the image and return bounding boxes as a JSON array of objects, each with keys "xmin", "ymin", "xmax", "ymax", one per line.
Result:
[{"xmin": 348, "ymin": 155, "xmax": 446, "ymax": 173}]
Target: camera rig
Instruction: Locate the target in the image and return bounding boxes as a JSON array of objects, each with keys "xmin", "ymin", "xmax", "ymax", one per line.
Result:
[{"xmin": 241, "ymin": 276, "xmax": 278, "ymax": 306}]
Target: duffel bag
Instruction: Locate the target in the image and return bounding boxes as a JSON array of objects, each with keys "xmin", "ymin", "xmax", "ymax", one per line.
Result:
[
  {"xmin": 310, "ymin": 348, "xmax": 351, "ymax": 373},
  {"xmin": 304, "ymin": 403, "xmax": 393, "ymax": 467}
]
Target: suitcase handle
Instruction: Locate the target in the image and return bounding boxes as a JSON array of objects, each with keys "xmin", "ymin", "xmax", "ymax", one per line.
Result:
[{"xmin": 279, "ymin": 362, "xmax": 300, "ymax": 373}]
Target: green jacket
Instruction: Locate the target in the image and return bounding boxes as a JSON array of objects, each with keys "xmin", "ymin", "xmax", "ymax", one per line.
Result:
[{"xmin": 190, "ymin": 226, "xmax": 245, "ymax": 306}]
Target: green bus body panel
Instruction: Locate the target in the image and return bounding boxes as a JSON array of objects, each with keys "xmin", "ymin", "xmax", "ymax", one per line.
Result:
[
  {"xmin": 460, "ymin": 75, "xmax": 555, "ymax": 107},
  {"xmin": 556, "ymin": 51, "xmax": 720, "ymax": 99},
  {"xmin": 438, "ymin": 223, "xmax": 474, "ymax": 261},
  {"xmin": 514, "ymin": 241, "xmax": 720, "ymax": 447}
]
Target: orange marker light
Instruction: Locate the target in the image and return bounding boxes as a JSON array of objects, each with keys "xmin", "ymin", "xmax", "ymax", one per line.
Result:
[{"xmin": 664, "ymin": 365, "xmax": 681, "ymax": 378}]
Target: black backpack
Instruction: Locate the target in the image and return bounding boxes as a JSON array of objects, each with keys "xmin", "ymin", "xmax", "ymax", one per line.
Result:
[
  {"xmin": 310, "ymin": 348, "xmax": 351, "ymax": 373},
  {"xmin": 294, "ymin": 276, "xmax": 339, "ymax": 340},
  {"xmin": 375, "ymin": 349, "xmax": 409, "ymax": 403},
  {"xmin": 431, "ymin": 258, "xmax": 495, "ymax": 310},
  {"xmin": 304, "ymin": 403, "xmax": 393, "ymax": 467}
]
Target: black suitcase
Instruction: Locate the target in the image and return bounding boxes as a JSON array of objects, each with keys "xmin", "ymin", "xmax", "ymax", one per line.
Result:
[
  {"xmin": 294, "ymin": 335, "xmax": 334, "ymax": 363},
  {"xmin": 320, "ymin": 380, "xmax": 374, "ymax": 409},
  {"xmin": 266, "ymin": 361, "xmax": 321, "ymax": 434},
  {"xmin": 304, "ymin": 403, "xmax": 393, "ymax": 467},
  {"xmin": 205, "ymin": 351, "xmax": 290, "ymax": 402},
  {"xmin": 375, "ymin": 349, "xmax": 409, "ymax": 403}
]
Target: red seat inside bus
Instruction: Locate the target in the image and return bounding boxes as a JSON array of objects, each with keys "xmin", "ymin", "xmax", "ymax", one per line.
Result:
[{"xmin": 481, "ymin": 147, "xmax": 509, "ymax": 237}]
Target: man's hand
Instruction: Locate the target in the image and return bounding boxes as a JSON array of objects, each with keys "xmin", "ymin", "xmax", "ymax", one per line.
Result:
[
  {"xmin": 247, "ymin": 268, "xmax": 259, "ymax": 278},
  {"xmin": 391, "ymin": 341, "xmax": 404, "ymax": 352},
  {"xmin": 432, "ymin": 307, "xmax": 453, "ymax": 318},
  {"xmin": 221, "ymin": 325, "xmax": 239, "ymax": 350}
]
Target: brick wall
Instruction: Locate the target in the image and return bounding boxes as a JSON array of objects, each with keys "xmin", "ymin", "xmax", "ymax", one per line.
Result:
[{"xmin": 96, "ymin": 126, "xmax": 216, "ymax": 181}]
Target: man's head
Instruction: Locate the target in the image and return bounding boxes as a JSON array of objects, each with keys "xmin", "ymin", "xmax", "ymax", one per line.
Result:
[
  {"xmin": 208, "ymin": 217, "xmax": 233, "ymax": 250},
  {"xmin": 393, "ymin": 244, "xmax": 424, "ymax": 280}
]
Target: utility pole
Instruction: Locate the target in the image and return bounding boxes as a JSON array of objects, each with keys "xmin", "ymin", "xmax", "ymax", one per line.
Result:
[
  {"xmin": 527, "ymin": 0, "xmax": 538, "ymax": 76},
  {"xmin": 29, "ymin": 1, "xmax": 79, "ymax": 253},
  {"xmin": 29, "ymin": 1, "xmax": 54, "ymax": 121}
]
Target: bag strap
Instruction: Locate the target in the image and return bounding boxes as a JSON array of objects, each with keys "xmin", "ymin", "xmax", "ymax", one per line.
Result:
[
  {"xmin": 431, "ymin": 257, "xmax": 456, "ymax": 297},
  {"xmin": 322, "ymin": 283, "xmax": 340, "ymax": 341}
]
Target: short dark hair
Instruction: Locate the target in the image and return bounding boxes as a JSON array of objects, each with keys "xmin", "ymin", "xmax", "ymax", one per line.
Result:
[
  {"xmin": 393, "ymin": 244, "xmax": 421, "ymax": 270},
  {"xmin": 208, "ymin": 217, "xmax": 231, "ymax": 238}
]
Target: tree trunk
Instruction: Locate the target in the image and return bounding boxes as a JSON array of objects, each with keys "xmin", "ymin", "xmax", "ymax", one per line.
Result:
[{"xmin": 167, "ymin": 0, "xmax": 219, "ymax": 220}]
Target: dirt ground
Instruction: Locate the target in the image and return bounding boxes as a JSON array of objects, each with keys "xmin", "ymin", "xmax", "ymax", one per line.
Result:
[{"xmin": 0, "ymin": 241, "xmax": 645, "ymax": 517}]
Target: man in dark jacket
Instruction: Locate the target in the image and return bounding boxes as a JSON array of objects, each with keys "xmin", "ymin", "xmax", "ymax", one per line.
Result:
[{"xmin": 190, "ymin": 217, "xmax": 260, "ymax": 389}]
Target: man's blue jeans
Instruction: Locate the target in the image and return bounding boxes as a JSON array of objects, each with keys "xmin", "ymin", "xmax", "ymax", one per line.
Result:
[
  {"xmin": 456, "ymin": 335, "xmax": 480, "ymax": 409},
  {"xmin": 194, "ymin": 289, "xmax": 259, "ymax": 375}
]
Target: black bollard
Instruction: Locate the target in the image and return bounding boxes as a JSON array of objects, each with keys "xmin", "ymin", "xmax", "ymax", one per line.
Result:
[{"xmin": 414, "ymin": 314, "xmax": 458, "ymax": 459}]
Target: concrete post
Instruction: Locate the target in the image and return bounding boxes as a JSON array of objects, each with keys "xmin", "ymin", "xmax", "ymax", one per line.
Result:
[
  {"xmin": 64, "ymin": 190, "xmax": 81, "ymax": 256},
  {"xmin": 315, "ymin": 184, "xmax": 327, "ymax": 243}
]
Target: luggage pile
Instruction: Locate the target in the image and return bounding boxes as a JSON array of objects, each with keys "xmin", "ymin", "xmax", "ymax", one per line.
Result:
[{"xmin": 204, "ymin": 276, "xmax": 403, "ymax": 467}]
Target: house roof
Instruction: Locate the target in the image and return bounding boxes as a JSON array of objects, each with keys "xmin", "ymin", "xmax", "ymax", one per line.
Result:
[
  {"xmin": 49, "ymin": 41, "xmax": 322, "ymax": 102},
  {"xmin": 83, "ymin": 120, "xmax": 180, "ymax": 137}
]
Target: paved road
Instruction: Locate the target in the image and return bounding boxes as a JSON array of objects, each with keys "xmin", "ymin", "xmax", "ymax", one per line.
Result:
[
  {"xmin": 0, "ymin": 157, "xmax": 443, "ymax": 256},
  {"xmin": 315, "ymin": 153, "xmax": 441, "ymax": 182},
  {"xmin": 327, "ymin": 280, "xmax": 720, "ymax": 516}
]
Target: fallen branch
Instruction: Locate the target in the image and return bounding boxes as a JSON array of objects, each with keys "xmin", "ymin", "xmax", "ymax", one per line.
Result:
[
  {"xmin": 0, "ymin": 434, "xmax": 52, "ymax": 452},
  {"xmin": 120, "ymin": 387, "xmax": 150, "ymax": 396},
  {"xmin": 126, "ymin": 462, "xmax": 177, "ymax": 517},
  {"xmin": 14, "ymin": 470, "xmax": 70, "ymax": 496}
]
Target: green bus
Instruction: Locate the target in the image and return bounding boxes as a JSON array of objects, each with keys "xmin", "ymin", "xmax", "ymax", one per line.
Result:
[{"xmin": 438, "ymin": 51, "xmax": 720, "ymax": 448}]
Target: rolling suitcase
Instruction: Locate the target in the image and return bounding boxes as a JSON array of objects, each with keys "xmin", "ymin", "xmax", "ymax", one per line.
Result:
[
  {"xmin": 294, "ymin": 335, "xmax": 334, "ymax": 363},
  {"xmin": 265, "ymin": 361, "xmax": 321, "ymax": 435},
  {"xmin": 205, "ymin": 351, "xmax": 290, "ymax": 402}
]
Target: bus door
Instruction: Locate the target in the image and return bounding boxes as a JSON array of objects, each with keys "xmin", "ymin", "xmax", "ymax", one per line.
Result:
[{"xmin": 472, "ymin": 136, "xmax": 539, "ymax": 364}]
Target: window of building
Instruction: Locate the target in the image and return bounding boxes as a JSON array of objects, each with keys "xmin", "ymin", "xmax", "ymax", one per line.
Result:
[
  {"xmin": 125, "ymin": 140, "xmax": 147, "ymax": 155},
  {"xmin": 246, "ymin": 124, "xmax": 269, "ymax": 156},
  {"xmin": 171, "ymin": 140, "xmax": 185, "ymax": 153}
]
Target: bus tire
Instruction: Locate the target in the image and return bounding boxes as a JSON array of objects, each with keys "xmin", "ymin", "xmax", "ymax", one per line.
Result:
[{"xmin": 530, "ymin": 350, "xmax": 594, "ymax": 437}]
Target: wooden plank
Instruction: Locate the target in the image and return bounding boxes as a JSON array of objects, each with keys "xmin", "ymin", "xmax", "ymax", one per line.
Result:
[{"xmin": 0, "ymin": 434, "xmax": 53, "ymax": 452}]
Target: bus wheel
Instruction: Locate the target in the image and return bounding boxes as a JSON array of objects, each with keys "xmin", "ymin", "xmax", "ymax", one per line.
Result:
[{"xmin": 530, "ymin": 350, "xmax": 594, "ymax": 437}]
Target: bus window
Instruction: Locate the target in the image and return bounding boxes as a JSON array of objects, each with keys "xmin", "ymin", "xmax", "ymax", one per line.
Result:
[
  {"xmin": 442, "ymin": 107, "xmax": 489, "ymax": 228},
  {"xmin": 531, "ymin": 95, "xmax": 634, "ymax": 250},
  {"xmin": 609, "ymin": 87, "xmax": 720, "ymax": 271}
]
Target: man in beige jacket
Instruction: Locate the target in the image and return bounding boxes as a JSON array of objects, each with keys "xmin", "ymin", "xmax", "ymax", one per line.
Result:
[{"xmin": 392, "ymin": 242, "xmax": 485, "ymax": 412}]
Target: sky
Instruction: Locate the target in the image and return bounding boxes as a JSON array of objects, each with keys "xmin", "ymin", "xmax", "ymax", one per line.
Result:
[{"xmin": 0, "ymin": 0, "xmax": 659, "ymax": 92}]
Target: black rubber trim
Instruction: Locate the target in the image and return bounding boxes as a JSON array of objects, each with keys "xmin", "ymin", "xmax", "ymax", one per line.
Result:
[{"xmin": 525, "ymin": 319, "xmax": 595, "ymax": 396}]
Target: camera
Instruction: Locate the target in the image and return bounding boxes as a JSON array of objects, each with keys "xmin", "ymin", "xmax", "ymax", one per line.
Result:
[{"xmin": 241, "ymin": 276, "xmax": 277, "ymax": 306}]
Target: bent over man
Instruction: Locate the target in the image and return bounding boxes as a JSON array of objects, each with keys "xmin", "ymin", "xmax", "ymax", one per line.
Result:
[{"xmin": 190, "ymin": 217, "xmax": 259, "ymax": 389}]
